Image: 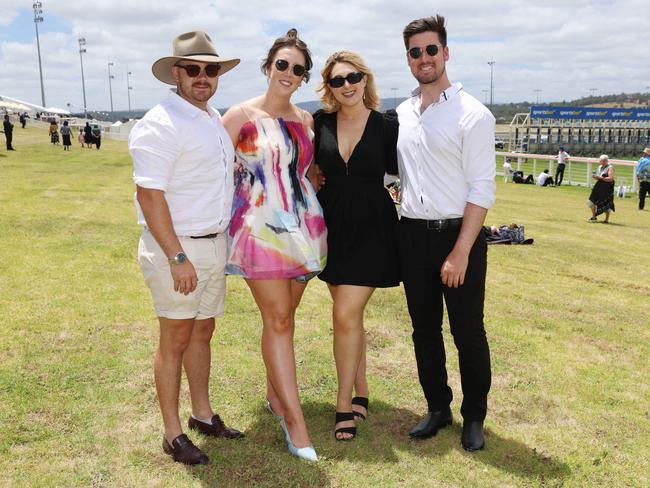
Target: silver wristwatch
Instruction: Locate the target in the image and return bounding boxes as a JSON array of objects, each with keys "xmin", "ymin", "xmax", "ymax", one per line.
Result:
[{"xmin": 168, "ymin": 251, "xmax": 188, "ymax": 265}]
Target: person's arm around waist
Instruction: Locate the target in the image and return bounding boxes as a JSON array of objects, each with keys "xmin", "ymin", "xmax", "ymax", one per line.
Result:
[
  {"xmin": 136, "ymin": 186, "xmax": 197, "ymax": 295},
  {"xmin": 440, "ymin": 202, "xmax": 488, "ymax": 288}
]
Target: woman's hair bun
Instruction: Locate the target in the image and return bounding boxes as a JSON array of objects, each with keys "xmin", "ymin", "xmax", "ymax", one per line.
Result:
[{"xmin": 286, "ymin": 28, "xmax": 298, "ymax": 39}]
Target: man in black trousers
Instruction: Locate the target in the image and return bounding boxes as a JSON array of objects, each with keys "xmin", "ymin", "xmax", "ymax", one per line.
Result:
[
  {"xmin": 396, "ymin": 15, "xmax": 496, "ymax": 451},
  {"xmin": 3, "ymin": 114, "xmax": 15, "ymax": 150}
]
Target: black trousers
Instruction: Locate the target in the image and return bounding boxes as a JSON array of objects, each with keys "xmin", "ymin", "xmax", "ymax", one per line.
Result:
[
  {"xmin": 398, "ymin": 218, "xmax": 491, "ymax": 421},
  {"xmin": 639, "ymin": 181, "xmax": 650, "ymax": 210},
  {"xmin": 555, "ymin": 164, "xmax": 565, "ymax": 186},
  {"xmin": 5, "ymin": 133, "xmax": 13, "ymax": 150}
]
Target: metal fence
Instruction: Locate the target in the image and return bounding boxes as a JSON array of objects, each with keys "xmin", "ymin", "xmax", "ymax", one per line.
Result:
[{"xmin": 496, "ymin": 151, "xmax": 639, "ymax": 194}]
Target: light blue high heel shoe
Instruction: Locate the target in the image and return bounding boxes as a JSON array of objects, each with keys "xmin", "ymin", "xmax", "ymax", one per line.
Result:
[
  {"xmin": 279, "ymin": 418, "xmax": 318, "ymax": 462},
  {"xmin": 265, "ymin": 400, "xmax": 281, "ymax": 418}
]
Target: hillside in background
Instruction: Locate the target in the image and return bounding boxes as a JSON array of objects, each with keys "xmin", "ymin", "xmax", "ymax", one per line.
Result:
[
  {"xmin": 75, "ymin": 92, "xmax": 650, "ymax": 123},
  {"xmin": 489, "ymin": 92, "xmax": 650, "ymax": 123}
]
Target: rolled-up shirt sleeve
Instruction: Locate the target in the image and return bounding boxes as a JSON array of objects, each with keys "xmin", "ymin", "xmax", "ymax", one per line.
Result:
[
  {"xmin": 130, "ymin": 116, "xmax": 180, "ymax": 191},
  {"xmin": 462, "ymin": 111, "xmax": 496, "ymax": 210}
]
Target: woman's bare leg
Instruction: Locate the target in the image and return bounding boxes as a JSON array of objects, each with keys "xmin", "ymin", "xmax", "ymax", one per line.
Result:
[
  {"xmin": 247, "ymin": 279, "xmax": 311, "ymax": 447},
  {"xmin": 328, "ymin": 284, "xmax": 374, "ymax": 439}
]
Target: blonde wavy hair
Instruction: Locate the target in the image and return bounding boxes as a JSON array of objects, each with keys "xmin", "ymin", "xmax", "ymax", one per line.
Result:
[{"xmin": 316, "ymin": 50, "xmax": 380, "ymax": 113}]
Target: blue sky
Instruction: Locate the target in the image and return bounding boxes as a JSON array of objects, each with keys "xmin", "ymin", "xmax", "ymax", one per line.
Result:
[
  {"xmin": 0, "ymin": 5, "xmax": 69, "ymax": 43},
  {"xmin": 1, "ymin": 0, "xmax": 649, "ymax": 112}
]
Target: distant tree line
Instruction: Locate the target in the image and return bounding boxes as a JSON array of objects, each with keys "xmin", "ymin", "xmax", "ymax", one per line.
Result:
[{"xmin": 70, "ymin": 92, "xmax": 650, "ymax": 123}]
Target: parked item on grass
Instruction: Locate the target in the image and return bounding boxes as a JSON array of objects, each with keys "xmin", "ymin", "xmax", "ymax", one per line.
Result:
[{"xmin": 483, "ymin": 223, "xmax": 533, "ymax": 245}]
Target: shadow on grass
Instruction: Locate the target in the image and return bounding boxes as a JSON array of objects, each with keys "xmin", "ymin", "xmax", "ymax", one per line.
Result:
[
  {"xmin": 140, "ymin": 400, "xmax": 570, "ymax": 486},
  {"xmin": 181, "ymin": 405, "xmax": 330, "ymax": 487},
  {"xmin": 307, "ymin": 399, "xmax": 570, "ymax": 482},
  {"xmin": 456, "ymin": 425, "xmax": 572, "ymax": 481}
]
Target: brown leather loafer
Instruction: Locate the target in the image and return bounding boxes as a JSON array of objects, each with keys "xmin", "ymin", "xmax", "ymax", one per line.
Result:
[
  {"xmin": 188, "ymin": 414, "xmax": 245, "ymax": 439},
  {"xmin": 162, "ymin": 434, "xmax": 209, "ymax": 465}
]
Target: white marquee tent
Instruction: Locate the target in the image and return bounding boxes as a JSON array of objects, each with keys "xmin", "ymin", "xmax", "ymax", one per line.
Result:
[{"xmin": 0, "ymin": 94, "xmax": 70, "ymax": 115}]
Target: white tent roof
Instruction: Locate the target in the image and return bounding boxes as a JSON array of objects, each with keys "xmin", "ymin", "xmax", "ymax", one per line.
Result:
[
  {"xmin": 0, "ymin": 99, "xmax": 31, "ymax": 111},
  {"xmin": 45, "ymin": 107, "xmax": 72, "ymax": 115},
  {"xmin": 0, "ymin": 95, "xmax": 70, "ymax": 115}
]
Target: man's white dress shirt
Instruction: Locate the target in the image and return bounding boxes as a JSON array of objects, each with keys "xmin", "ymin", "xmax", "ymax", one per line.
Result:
[
  {"xmin": 396, "ymin": 83, "xmax": 496, "ymax": 220},
  {"xmin": 130, "ymin": 90, "xmax": 234, "ymax": 236}
]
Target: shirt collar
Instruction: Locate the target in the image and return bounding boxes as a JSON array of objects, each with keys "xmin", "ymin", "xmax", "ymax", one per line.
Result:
[
  {"xmin": 410, "ymin": 82, "xmax": 463, "ymax": 105},
  {"xmin": 167, "ymin": 89, "xmax": 218, "ymax": 118}
]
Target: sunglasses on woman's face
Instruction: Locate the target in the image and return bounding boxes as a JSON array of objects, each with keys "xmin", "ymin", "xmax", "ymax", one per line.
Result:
[
  {"xmin": 274, "ymin": 59, "xmax": 306, "ymax": 77},
  {"xmin": 328, "ymin": 71, "xmax": 364, "ymax": 88},
  {"xmin": 408, "ymin": 44, "xmax": 440, "ymax": 59},
  {"xmin": 175, "ymin": 64, "xmax": 221, "ymax": 78}
]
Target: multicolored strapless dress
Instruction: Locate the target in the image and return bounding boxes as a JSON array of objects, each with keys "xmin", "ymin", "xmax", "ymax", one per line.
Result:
[{"xmin": 226, "ymin": 117, "xmax": 327, "ymax": 280}]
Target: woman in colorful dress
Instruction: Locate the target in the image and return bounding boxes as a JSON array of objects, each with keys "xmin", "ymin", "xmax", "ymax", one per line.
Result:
[
  {"xmin": 222, "ymin": 29, "xmax": 326, "ymax": 462},
  {"xmin": 588, "ymin": 154, "xmax": 615, "ymax": 223},
  {"xmin": 312, "ymin": 51, "xmax": 400, "ymax": 440}
]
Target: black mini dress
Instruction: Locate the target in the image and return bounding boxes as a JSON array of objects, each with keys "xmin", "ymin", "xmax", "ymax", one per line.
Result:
[{"xmin": 314, "ymin": 109, "xmax": 400, "ymax": 287}]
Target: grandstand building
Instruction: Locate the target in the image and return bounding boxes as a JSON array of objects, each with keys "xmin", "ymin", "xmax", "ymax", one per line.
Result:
[{"xmin": 509, "ymin": 105, "xmax": 650, "ymax": 157}]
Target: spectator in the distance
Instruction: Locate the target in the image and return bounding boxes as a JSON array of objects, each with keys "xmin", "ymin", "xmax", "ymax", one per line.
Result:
[
  {"xmin": 636, "ymin": 147, "xmax": 650, "ymax": 210},
  {"xmin": 555, "ymin": 146, "xmax": 570, "ymax": 187},
  {"xmin": 537, "ymin": 169, "xmax": 554, "ymax": 187}
]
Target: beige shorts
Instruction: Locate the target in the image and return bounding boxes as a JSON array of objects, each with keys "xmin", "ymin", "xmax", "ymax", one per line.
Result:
[{"xmin": 137, "ymin": 229, "xmax": 227, "ymax": 320}]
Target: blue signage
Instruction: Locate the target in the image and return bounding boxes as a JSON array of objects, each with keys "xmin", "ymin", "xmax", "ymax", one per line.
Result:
[{"xmin": 531, "ymin": 105, "xmax": 650, "ymax": 121}]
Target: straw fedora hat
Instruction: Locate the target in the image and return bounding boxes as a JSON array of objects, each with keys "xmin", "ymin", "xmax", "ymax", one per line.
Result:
[{"xmin": 152, "ymin": 31, "xmax": 240, "ymax": 85}]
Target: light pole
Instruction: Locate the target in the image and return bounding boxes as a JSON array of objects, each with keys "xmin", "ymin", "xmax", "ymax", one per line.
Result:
[
  {"xmin": 390, "ymin": 87, "xmax": 398, "ymax": 109},
  {"xmin": 487, "ymin": 60, "xmax": 495, "ymax": 111},
  {"xmin": 482, "ymin": 89, "xmax": 489, "ymax": 104},
  {"xmin": 32, "ymin": 2, "xmax": 46, "ymax": 107},
  {"xmin": 107, "ymin": 61, "xmax": 115, "ymax": 117},
  {"xmin": 589, "ymin": 88, "xmax": 598, "ymax": 99},
  {"xmin": 534, "ymin": 89, "xmax": 542, "ymax": 104},
  {"xmin": 126, "ymin": 69, "xmax": 133, "ymax": 115},
  {"xmin": 78, "ymin": 37, "xmax": 87, "ymax": 117}
]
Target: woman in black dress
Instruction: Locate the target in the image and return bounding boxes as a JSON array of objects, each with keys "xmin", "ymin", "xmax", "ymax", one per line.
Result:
[
  {"xmin": 60, "ymin": 120, "xmax": 72, "ymax": 151},
  {"xmin": 588, "ymin": 154, "xmax": 615, "ymax": 223},
  {"xmin": 312, "ymin": 51, "xmax": 399, "ymax": 440}
]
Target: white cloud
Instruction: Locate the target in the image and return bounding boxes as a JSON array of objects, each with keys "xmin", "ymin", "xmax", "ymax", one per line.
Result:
[{"xmin": 1, "ymin": 0, "xmax": 649, "ymax": 111}]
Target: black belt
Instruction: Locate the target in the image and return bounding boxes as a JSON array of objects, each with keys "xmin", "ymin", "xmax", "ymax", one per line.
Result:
[
  {"xmin": 402, "ymin": 217, "xmax": 463, "ymax": 231},
  {"xmin": 190, "ymin": 233, "xmax": 219, "ymax": 239}
]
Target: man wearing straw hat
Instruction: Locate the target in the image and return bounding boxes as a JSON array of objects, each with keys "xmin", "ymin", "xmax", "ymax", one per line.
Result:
[{"xmin": 129, "ymin": 31, "xmax": 243, "ymax": 465}]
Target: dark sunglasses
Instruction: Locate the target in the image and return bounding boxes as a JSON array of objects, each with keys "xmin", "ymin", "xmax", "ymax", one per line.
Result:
[
  {"xmin": 274, "ymin": 59, "xmax": 306, "ymax": 77},
  {"xmin": 328, "ymin": 71, "xmax": 364, "ymax": 88},
  {"xmin": 408, "ymin": 44, "xmax": 440, "ymax": 59},
  {"xmin": 175, "ymin": 63, "xmax": 221, "ymax": 78}
]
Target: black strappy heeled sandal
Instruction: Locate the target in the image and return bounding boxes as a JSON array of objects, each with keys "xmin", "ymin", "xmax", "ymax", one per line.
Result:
[
  {"xmin": 352, "ymin": 396, "xmax": 369, "ymax": 421},
  {"xmin": 334, "ymin": 412, "xmax": 357, "ymax": 441}
]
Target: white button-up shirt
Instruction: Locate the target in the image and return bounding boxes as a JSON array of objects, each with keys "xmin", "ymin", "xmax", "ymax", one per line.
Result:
[
  {"xmin": 396, "ymin": 83, "xmax": 496, "ymax": 220},
  {"xmin": 130, "ymin": 90, "xmax": 234, "ymax": 236}
]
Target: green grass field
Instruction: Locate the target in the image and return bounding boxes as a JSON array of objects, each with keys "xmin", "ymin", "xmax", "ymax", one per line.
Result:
[{"xmin": 1, "ymin": 126, "xmax": 649, "ymax": 487}]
